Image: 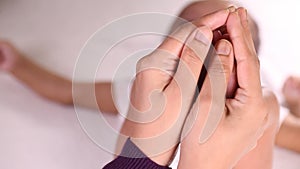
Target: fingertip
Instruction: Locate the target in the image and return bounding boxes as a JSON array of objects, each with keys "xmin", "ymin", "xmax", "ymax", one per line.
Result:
[
  {"xmin": 226, "ymin": 12, "xmax": 242, "ymax": 39},
  {"xmin": 237, "ymin": 8, "xmax": 248, "ymax": 27},
  {"xmin": 227, "ymin": 6, "xmax": 236, "ymax": 13},
  {"xmin": 237, "ymin": 7, "xmax": 247, "ymax": 17},
  {"xmin": 192, "ymin": 7, "xmax": 232, "ymax": 31},
  {"xmin": 216, "ymin": 39, "xmax": 234, "ymax": 85},
  {"xmin": 227, "ymin": 10, "xmax": 241, "ymax": 26},
  {"xmin": 215, "ymin": 39, "xmax": 232, "ymax": 56}
]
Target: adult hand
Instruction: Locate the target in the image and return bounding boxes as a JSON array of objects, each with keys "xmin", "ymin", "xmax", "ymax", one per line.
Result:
[
  {"xmin": 119, "ymin": 8, "xmax": 232, "ymax": 166},
  {"xmin": 179, "ymin": 8, "xmax": 269, "ymax": 169}
]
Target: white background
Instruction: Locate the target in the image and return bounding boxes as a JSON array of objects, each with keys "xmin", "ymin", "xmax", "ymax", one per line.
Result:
[{"xmin": 0, "ymin": 1, "xmax": 300, "ymax": 169}]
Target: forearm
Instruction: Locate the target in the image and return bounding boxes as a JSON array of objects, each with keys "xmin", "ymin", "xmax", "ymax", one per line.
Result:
[{"xmin": 11, "ymin": 56, "xmax": 73, "ymax": 104}]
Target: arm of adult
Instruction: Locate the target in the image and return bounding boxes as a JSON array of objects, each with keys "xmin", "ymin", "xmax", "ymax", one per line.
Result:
[
  {"xmin": 105, "ymin": 7, "xmax": 232, "ymax": 168},
  {"xmin": 178, "ymin": 8, "xmax": 276, "ymax": 169}
]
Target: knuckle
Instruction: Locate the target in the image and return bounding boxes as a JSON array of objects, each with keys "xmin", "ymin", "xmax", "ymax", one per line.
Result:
[
  {"xmin": 208, "ymin": 62, "xmax": 230, "ymax": 82},
  {"xmin": 263, "ymin": 89, "xmax": 280, "ymax": 120},
  {"xmin": 247, "ymin": 56, "xmax": 260, "ymax": 71},
  {"xmin": 182, "ymin": 47, "xmax": 202, "ymax": 65},
  {"xmin": 136, "ymin": 57, "xmax": 149, "ymax": 71},
  {"xmin": 170, "ymin": 22, "xmax": 194, "ymax": 42},
  {"xmin": 229, "ymin": 32, "xmax": 244, "ymax": 42}
]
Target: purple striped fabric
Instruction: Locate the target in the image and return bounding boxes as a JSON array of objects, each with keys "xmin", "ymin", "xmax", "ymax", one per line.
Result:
[{"xmin": 103, "ymin": 139, "xmax": 171, "ymax": 169}]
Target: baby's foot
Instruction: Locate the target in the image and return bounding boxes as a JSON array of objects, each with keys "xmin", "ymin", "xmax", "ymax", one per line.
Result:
[
  {"xmin": 282, "ymin": 76, "xmax": 300, "ymax": 117},
  {"xmin": 0, "ymin": 41, "xmax": 21, "ymax": 72}
]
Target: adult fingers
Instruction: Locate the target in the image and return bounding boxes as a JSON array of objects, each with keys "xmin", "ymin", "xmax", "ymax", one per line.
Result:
[
  {"xmin": 226, "ymin": 8, "xmax": 261, "ymax": 97},
  {"xmin": 199, "ymin": 39, "xmax": 234, "ymax": 102},
  {"xmin": 164, "ymin": 27, "xmax": 213, "ymax": 145},
  {"xmin": 157, "ymin": 7, "xmax": 232, "ymax": 57},
  {"xmin": 187, "ymin": 39, "xmax": 234, "ymax": 143},
  {"xmin": 137, "ymin": 7, "xmax": 233, "ymax": 92},
  {"xmin": 165, "ymin": 26, "xmax": 212, "ymax": 97},
  {"xmin": 236, "ymin": 8, "xmax": 256, "ymax": 52},
  {"xmin": 165, "ymin": 7, "xmax": 235, "ymax": 97}
]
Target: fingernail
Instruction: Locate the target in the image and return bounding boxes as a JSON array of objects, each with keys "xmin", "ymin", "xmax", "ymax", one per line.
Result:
[
  {"xmin": 227, "ymin": 6, "xmax": 236, "ymax": 13},
  {"xmin": 195, "ymin": 26, "xmax": 211, "ymax": 45},
  {"xmin": 216, "ymin": 40, "xmax": 231, "ymax": 56}
]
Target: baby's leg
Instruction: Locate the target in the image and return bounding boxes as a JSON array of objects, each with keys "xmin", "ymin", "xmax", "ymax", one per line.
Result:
[
  {"xmin": 283, "ymin": 76, "xmax": 300, "ymax": 117},
  {"xmin": 276, "ymin": 114, "xmax": 300, "ymax": 153},
  {"xmin": 235, "ymin": 91, "xmax": 279, "ymax": 169}
]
